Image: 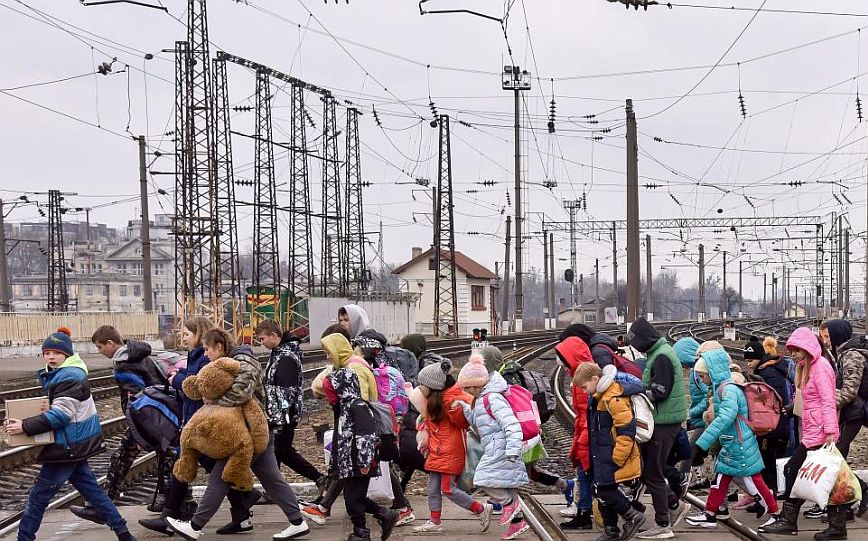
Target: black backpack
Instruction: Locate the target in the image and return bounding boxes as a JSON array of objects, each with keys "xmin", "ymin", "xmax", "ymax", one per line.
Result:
[
  {"xmin": 499, "ymin": 361, "xmax": 556, "ymax": 424},
  {"xmin": 384, "ymin": 346, "xmax": 419, "ymax": 385},
  {"xmin": 125, "ymin": 384, "xmax": 183, "ymax": 453}
]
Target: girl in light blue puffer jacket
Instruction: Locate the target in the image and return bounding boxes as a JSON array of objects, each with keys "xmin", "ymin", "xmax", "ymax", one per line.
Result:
[{"xmin": 457, "ymin": 355, "xmax": 530, "ymax": 540}]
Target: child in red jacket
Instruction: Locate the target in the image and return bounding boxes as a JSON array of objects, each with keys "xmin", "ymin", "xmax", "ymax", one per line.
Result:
[{"xmin": 412, "ymin": 361, "xmax": 494, "ymax": 534}]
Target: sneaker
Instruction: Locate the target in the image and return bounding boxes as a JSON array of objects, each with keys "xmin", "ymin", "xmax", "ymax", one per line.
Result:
[
  {"xmin": 685, "ymin": 513, "xmax": 717, "ymax": 529},
  {"xmin": 300, "ymin": 505, "xmax": 329, "ymax": 526},
  {"xmin": 488, "ymin": 500, "xmax": 503, "ymax": 516},
  {"xmin": 378, "ymin": 509, "xmax": 399, "ymax": 541},
  {"xmin": 395, "ymin": 507, "xmax": 416, "ymax": 526},
  {"xmin": 499, "ymin": 499, "xmax": 522, "ymax": 526},
  {"xmin": 732, "ymin": 494, "xmax": 755, "ymax": 510},
  {"xmin": 744, "ymin": 501, "xmax": 767, "ymax": 519},
  {"xmin": 479, "ymin": 503, "xmax": 494, "ymax": 533},
  {"xmin": 272, "ymin": 521, "xmax": 310, "ymax": 540},
  {"xmin": 620, "ymin": 509, "xmax": 646, "ymax": 541},
  {"xmin": 669, "ymin": 502, "xmax": 689, "ymax": 527},
  {"xmin": 636, "ymin": 525, "xmax": 674, "ymax": 539},
  {"xmin": 412, "ymin": 521, "xmax": 443, "ymax": 534},
  {"xmin": 563, "ymin": 478, "xmax": 576, "ymax": 506},
  {"xmin": 558, "ymin": 503, "xmax": 578, "ymax": 517},
  {"xmin": 857, "ymin": 498, "xmax": 868, "ymax": 518},
  {"xmin": 803, "ymin": 504, "xmax": 826, "ymax": 519},
  {"xmin": 501, "ymin": 519, "xmax": 529, "ymax": 540},
  {"xmin": 166, "ymin": 518, "xmax": 202, "ymax": 541},
  {"xmin": 70, "ymin": 505, "xmax": 106, "ymax": 525},
  {"xmin": 216, "ymin": 519, "xmax": 253, "ymax": 535}
]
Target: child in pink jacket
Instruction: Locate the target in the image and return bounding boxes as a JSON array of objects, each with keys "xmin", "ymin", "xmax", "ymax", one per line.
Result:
[{"xmin": 760, "ymin": 327, "xmax": 841, "ymax": 539}]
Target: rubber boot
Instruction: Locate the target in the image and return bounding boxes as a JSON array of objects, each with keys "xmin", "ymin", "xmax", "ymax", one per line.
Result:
[
  {"xmin": 345, "ymin": 527, "xmax": 371, "ymax": 541},
  {"xmin": 814, "ymin": 505, "xmax": 847, "ymax": 541},
  {"xmin": 759, "ymin": 500, "xmax": 800, "ymax": 535},
  {"xmin": 561, "ymin": 509, "xmax": 592, "ymax": 530},
  {"xmin": 139, "ymin": 509, "xmax": 177, "ymax": 536}
]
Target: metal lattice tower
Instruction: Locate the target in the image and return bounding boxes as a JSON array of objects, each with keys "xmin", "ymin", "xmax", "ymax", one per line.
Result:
[
  {"xmin": 46, "ymin": 190, "xmax": 69, "ymax": 312},
  {"xmin": 173, "ymin": 40, "xmax": 192, "ymax": 319},
  {"xmin": 252, "ymin": 70, "xmax": 280, "ymax": 303},
  {"xmin": 433, "ymin": 115, "xmax": 458, "ymax": 337},
  {"xmin": 321, "ymin": 95, "xmax": 345, "ymax": 297},
  {"xmin": 289, "ymin": 84, "xmax": 313, "ymax": 296},
  {"xmin": 211, "ymin": 57, "xmax": 241, "ymax": 330},
  {"xmin": 345, "ymin": 107, "xmax": 367, "ymax": 294}
]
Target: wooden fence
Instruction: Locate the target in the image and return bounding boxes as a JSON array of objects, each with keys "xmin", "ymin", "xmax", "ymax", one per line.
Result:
[{"xmin": 0, "ymin": 312, "xmax": 159, "ymax": 344}]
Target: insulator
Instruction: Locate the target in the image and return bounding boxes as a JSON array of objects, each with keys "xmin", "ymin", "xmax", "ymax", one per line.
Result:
[
  {"xmin": 856, "ymin": 95, "xmax": 863, "ymax": 122},
  {"xmin": 738, "ymin": 92, "xmax": 747, "ymax": 118}
]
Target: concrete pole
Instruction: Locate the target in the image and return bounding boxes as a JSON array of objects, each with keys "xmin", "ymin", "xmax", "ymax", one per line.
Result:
[
  {"xmin": 543, "ymin": 231, "xmax": 549, "ymax": 329},
  {"xmin": 838, "ymin": 217, "xmax": 844, "ymax": 316},
  {"xmin": 549, "ymin": 233, "xmax": 556, "ymax": 329},
  {"xmin": 502, "ymin": 215, "xmax": 511, "ymax": 331},
  {"xmin": 513, "ymin": 88, "xmax": 523, "ymax": 332},
  {"xmin": 738, "ymin": 260, "xmax": 743, "ymax": 317},
  {"xmin": 612, "ymin": 222, "xmax": 618, "ymax": 317},
  {"xmin": 698, "ymin": 243, "xmax": 706, "ymax": 321},
  {"xmin": 139, "ymin": 136, "xmax": 154, "ymax": 312},
  {"xmin": 645, "ymin": 234, "xmax": 653, "ymax": 320},
  {"xmin": 722, "ymin": 250, "xmax": 727, "ymax": 317},
  {"xmin": 0, "ymin": 200, "xmax": 9, "ymax": 312},
  {"xmin": 844, "ymin": 228, "xmax": 850, "ymax": 316},
  {"xmin": 763, "ymin": 272, "xmax": 767, "ymax": 313},
  {"xmin": 625, "ymin": 99, "xmax": 640, "ymax": 323},
  {"xmin": 595, "ymin": 258, "xmax": 601, "ymax": 326},
  {"xmin": 772, "ymin": 272, "xmax": 777, "ymax": 315}
]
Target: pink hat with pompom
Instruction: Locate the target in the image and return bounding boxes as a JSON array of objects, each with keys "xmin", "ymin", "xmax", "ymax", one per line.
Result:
[{"xmin": 457, "ymin": 354, "xmax": 490, "ymax": 388}]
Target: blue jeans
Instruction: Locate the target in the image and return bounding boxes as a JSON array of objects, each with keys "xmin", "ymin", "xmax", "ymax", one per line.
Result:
[
  {"xmin": 19, "ymin": 460, "xmax": 128, "ymax": 541},
  {"xmin": 576, "ymin": 468, "xmax": 593, "ymax": 512}
]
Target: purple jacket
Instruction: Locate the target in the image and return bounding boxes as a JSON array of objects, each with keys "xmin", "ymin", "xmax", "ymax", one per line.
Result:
[{"xmin": 786, "ymin": 327, "xmax": 839, "ymax": 448}]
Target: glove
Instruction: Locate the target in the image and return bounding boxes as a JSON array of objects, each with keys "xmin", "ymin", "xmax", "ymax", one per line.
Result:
[
  {"xmin": 690, "ymin": 443, "xmax": 708, "ymax": 466},
  {"xmin": 782, "ymin": 403, "xmax": 794, "ymax": 417}
]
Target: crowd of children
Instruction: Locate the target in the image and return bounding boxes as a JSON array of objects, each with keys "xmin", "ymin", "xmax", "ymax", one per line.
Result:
[{"xmin": 4, "ymin": 315, "xmax": 868, "ymax": 541}]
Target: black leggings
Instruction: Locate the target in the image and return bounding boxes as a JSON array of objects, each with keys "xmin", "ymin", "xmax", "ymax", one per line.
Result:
[
  {"xmin": 344, "ymin": 477, "xmax": 388, "ymax": 530},
  {"xmin": 597, "ymin": 484, "xmax": 632, "ymax": 529},
  {"xmin": 165, "ymin": 456, "xmax": 248, "ymax": 520},
  {"xmin": 274, "ymin": 424, "xmax": 323, "ymax": 482},
  {"xmin": 759, "ymin": 436, "xmax": 789, "ymax": 494}
]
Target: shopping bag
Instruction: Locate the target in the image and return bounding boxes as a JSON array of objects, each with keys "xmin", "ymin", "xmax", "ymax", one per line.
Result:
[
  {"xmin": 790, "ymin": 443, "xmax": 844, "ymax": 507},
  {"xmin": 323, "ymin": 430, "xmax": 333, "ymax": 465},
  {"xmin": 521, "ymin": 434, "xmax": 548, "ymax": 464},
  {"xmin": 776, "ymin": 458, "xmax": 789, "ymax": 497},
  {"xmin": 457, "ymin": 431, "xmax": 484, "ymax": 493},
  {"xmin": 366, "ymin": 461, "xmax": 395, "ymax": 503},
  {"xmin": 828, "ymin": 451, "xmax": 862, "ymax": 505}
]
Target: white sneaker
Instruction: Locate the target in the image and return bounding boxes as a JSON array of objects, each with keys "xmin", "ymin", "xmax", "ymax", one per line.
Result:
[
  {"xmin": 166, "ymin": 518, "xmax": 202, "ymax": 541},
  {"xmin": 273, "ymin": 521, "xmax": 310, "ymax": 540},
  {"xmin": 636, "ymin": 525, "xmax": 674, "ymax": 539},
  {"xmin": 412, "ymin": 521, "xmax": 444, "ymax": 534},
  {"xmin": 479, "ymin": 503, "xmax": 494, "ymax": 533},
  {"xmin": 559, "ymin": 503, "xmax": 578, "ymax": 517}
]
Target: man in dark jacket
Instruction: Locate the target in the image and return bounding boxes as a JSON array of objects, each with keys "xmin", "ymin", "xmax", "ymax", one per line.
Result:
[{"xmin": 627, "ymin": 318, "xmax": 688, "ymax": 539}]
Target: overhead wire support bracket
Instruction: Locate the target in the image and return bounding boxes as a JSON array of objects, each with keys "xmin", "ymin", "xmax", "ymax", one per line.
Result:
[
  {"xmin": 418, "ymin": 0, "xmax": 503, "ymax": 22},
  {"xmin": 80, "ymin": 0, "xmax": 169, "ymax": 10},
  {"xmin": 217, "ymin": 51, "xmax": 333, "ymax": 98}
]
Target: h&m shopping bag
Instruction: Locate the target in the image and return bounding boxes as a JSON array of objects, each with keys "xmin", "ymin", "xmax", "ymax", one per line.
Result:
[
  {"xmin": 366, "ymin": 461, "xmax": 395, "ymax": 503},
  {"xmin": 791, "ymin": 444, "xmax": 844, "ymax": 507}
]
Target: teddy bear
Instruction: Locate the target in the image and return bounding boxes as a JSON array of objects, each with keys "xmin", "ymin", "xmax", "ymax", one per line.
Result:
[{"xmin": 172, "ymin": 357, "xmax": 269, "ymax": 492}]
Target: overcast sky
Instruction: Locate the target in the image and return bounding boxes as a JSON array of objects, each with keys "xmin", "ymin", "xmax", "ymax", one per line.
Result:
[{"xmin": 2, "ymin": 0, "xmax": 866, "ymax": 303}]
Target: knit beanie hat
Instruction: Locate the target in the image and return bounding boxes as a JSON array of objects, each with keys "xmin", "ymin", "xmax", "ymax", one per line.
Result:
[
  {"xmin": 457, "ymin": 354, "xmax": 490, "ymax": 388},
  {"xmin": 743, "ymin": 336, "xmax": 763, "ymax": 361},
  {"xmin": 480, "ymin": 345, "xmax": 504, "ymax": 373},
  {"xmin": 694, "ymin": 357, "xmax": 709, "ymax": 374},
  {"xmin": 43, "ymin": 326, "xmax": 74, "ymax": 358},
  {"xmin": 417, "ymin": 360, "xmax": 452, "ymax": 391},
  {"xmin": 696, "ymin": 340, "xmax": 723, "ymax": 356}
]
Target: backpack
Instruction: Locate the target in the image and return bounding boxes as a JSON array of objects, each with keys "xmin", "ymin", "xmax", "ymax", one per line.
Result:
[
  {"xmin": 630, "ymin": 392, "xmax": 655, "ymax": 443},
  {"xmin": 718, "ymin": 380, "xmax": 782, "ymax": 438},
  {"xmin": 600, "ymin": 344, "xmax": 643, "ymax": 379},
  {"xmin": 373, "ymin": 365, "xmax": 409, "ymax": 416},
  {"xmin": 125, "ymin": 384, "xmax": 183, "ymax": 453},
  {"xmin": 499, "ymin": 362, "xmax": 555, "ymax": 424},
  {"xmin": 384, "ymin": 346, "xmax": 419, "ymax": 385},
  {"xmin": 367, "ymin": 400, "xmax": 400, "ymax": 461},
  {"xmin": 483, "ymin": 385, "xmax": 541, "ymax": 442},
  {"xmin": 151, "ymin": 350, "xmax": 185, "ymax": 381}
]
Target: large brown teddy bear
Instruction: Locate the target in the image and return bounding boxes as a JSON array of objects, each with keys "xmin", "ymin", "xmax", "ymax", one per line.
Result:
[{"xmin": 173, "ymin": 357, "xmax": 269, "ymax": 491}]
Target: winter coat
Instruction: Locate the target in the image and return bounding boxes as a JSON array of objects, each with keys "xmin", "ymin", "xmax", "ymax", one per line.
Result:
[
  {"xmin": 341, "ymin": 304, "xmax": 390, "ymax": 368},
  {"xmin": 641, "ymin": 337, "xmax": 688, "ymax": 426},
  {"xmin": 112, "ymin": 339, "xmax": 165, "ymax": 411},
  {"xmin": 262, "ymin": 332, "xmax": 306, "ymax": 427},
  {"xmin": 213, "ymin": 345, "xmax": 265, "ymax": 409},
  {"xmin": 752, "ymin": 354, "xmax": 793, "ymax": 440},
  {"xmin": 555, "ymin": 337, "xmax": 595, "ymax": 470},
  {"xmin": 786, "ymin": 327, "xmax": 839, "ymax": 448},
  {"xmin": 425, "ymin": 385, "xmax": 472, "ymax": 474},
  {"xmin": 461, "ymin": 371, "xmax": 528, "ymax": 489},
  {"xmin": 588, "ymin": 366, "xmax": 643, "ymax": 485},
  {"xmin": 171, "ymin": 346, "xmax": 210, "ymax": 423},
  {"xmin": 328, "ymin": 368, "xmax": 380, "ymax": 479},
  {"xmin": 673, "ymin": 338, "xmax": 700, "ymax": 369},
  {"xmin": 588, "ymin": 333, "xmax": 620, "ymax": 369},
  {"xmin": 688, "ymin": 369, "xmax": 709, "ymax": 430},
  {"xmin": 696, "ymin": 349, "xmax": 763, "ymax": 477},
  {"xmin": 23, "ymin": 354, "xmax": 105, "ymax": 463},
  {"xmin": 834, "ymin": 334, "xmax": 868, "ymax": 422},
  {"xmin": 320, "ymin": 333, "xmax": 378, "ymax": 402}
]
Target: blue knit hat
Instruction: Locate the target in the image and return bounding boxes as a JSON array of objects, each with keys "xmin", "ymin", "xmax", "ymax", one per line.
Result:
[
  {"xmin": 42, "ymin": 327, "xmax": 74, "ymax": 358},
  {"xmin": 673, "ymin": 337, "xmax": 700, "ymax": 368}
]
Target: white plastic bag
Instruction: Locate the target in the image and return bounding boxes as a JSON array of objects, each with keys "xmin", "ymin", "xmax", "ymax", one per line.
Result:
[
  {"xmin": 366, "ymin": 461, "xmax": 394, "ymax": 503},
  {"xmin": 791, "ymin": 444, "xmax": 844, "ymax": 507},
  {"xmin": 323, "ymin": 430, "xmax": 333, "ymax": 465},
  {"xmin": 776, "ymin": 458, "xmax": 789, "ymax": 497}
]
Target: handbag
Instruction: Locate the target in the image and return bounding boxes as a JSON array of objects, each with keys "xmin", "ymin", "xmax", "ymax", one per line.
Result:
[
  {"xmin": 366, "ymin": 461, "xmax": 395, "ymax": 503},
  {"xmin": 790, "ymin": 443, "xmax": 844, "ymax": 507}
]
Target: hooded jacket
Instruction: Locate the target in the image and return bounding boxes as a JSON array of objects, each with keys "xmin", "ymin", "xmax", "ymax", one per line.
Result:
[
  {"xmin": 341, "ymin": 304, "xmax": 389, "ymax": 367},
  {"xmin": 112, "ymin": 339, "xmax": 165, "ymax": 410},
  {"xmin": 674, "ymin": 337, "xmax": 706, "ymax": 429},
  {"xmin": 23, "ymin": 354, "xmax": 105, "ymax": 463},
  {"xmin": 460, "ymin": 371, "xmax": 529, "ymax": 489},
  {"xmin": 629, "ymin": 318, "xmax": 687, "ymax": 425},
  {"xmin": 695, "ymin": 348, "xmax": 763, "ymax": 477},
  {"xmin": 425, "ymin": 384, "xmax": 473, "ymax": 475},
  {"xmin": 786, "ymin": 327, "xmax": 839, "ymax": 448},
  {"xmin": 320, "ymin": 333, "xmax": 378, "ymax": 402},
  {"xmin": 171, "ymin": 345, "xmax": 210, "ymax": 423},
  {"xmin": 555, "ymin": 337, "xmax": 594, "ymax": 470},
  {"xmin": 588, "ymin": 333, "xmax": 622, "ymax": 370},
  {"xmin": 328, "ymin": 367, "xmax": 379, "ymax": 479},
  {"xmin": 588, "ymin": 365, "xmax": 643, "ymax": 485},
  {"xmin": 481, "ymin": 345, "xmax": 504, "ymax": 373},
  {"xmin": 261, "ymin": 332, "xmax": 306, "ymax": 427},
  {"xmin": 828, "ymin": 322, "xmax": 868, "ymax": 421}
]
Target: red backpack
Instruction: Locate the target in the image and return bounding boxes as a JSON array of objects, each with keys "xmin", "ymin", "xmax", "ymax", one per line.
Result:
[
  {"xmin": 717, "ymin": 381, "xmax": 782, "ymax": 438},
  {"xmin": 600, "ymin": 344, "xmax": 643, "ymax": 378},
  {"xmin": 483, "ymin": 385, "xmax": 541, "ymax": 441}
]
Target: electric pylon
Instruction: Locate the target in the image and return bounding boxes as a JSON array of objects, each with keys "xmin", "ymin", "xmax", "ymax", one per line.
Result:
[
  {"xmin": 345, "ymin": 107, "xmax": 368, "ymax": 294},
  {"xmin": 46, "ymin": 189, "xmax": 69, "ymax": 312},
  {"xmin": 433, "ymin": 115, "xmax": 458, "ymax": 337},
  {"xmin": 320, "ymin": 95, "xmax": 345, "ymax": 297},
  {"xmin": 252, "ymin": 70, "xmax": 280, "ymax": 309},
  {"xmin": 289, "ymin": 84, "xmax": 313, "ymax": 297}
]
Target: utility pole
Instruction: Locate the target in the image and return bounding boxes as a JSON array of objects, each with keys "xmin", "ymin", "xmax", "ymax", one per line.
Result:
[
  {"xmin": 564, "ymin": 200, "xmax": 580, "ymax": 309},
  {"xmin": 579, "ymin": 273, "xmax": 585, "ymax": 322},
  {"xmin": 502, "ymin": 215, "xmax": 512, "ymax": 332},
  {"xmin": 543, "ymin": 231, "xmax": 549, "ymax": 329},
  {"xmin": 722, "ymin": 250, "xmax": 727, "ymax": 317},
  {"xmin": 47, "ymin": 190, "xmax": 69, "ymax": 312},
  {"xmin": 738, "ymin": 260, "xmax": 743, "ymax": 317},
  {"xmin": 645, "ymin": 234, "xmax": 653, "ymax": 320},
  {"xmin": 612, "ymin": 221, "xmax": 619, "ymax": 317},
  {"xmin": 433, "ymin": 115, "xmax": 458, "ymax": 337},
  {"xmin": 763, "ymin": 272, "xmax": 767, "ymax": 313},
  {"xmin": 844, "ymin": 228, "xmax": 850, "ymax": 316},
  {"xmin": 595, "ymin": 258, "xmax": 601, "ymax": 326},
  {"xmin": 838, "ymin": 217, "xmax": 844, "ymax": 316},
  {"xmin": 698, "ymin": 243, "xmax": 706, "ymax": 321},
  {"xmin": 502, "ymin": 66, "xmax": 530, "ymax": 333},
  {"xmin": 138, "ymin": 136, "xmax": 154, "ymax": 312},
  {"xmin": 625, "ymin": 99, "xmax": 640, "ymax": 323},
  {"xmin": 549, "ymin": 233, "xmax": 556, "ymax": 329},
  {"xmin": 0, "ymin": 200, "xmax": 8, "ymax": 312},
  {"xmin": 772, "ymin": 272, "xmax": 778, "ymax": 315}
]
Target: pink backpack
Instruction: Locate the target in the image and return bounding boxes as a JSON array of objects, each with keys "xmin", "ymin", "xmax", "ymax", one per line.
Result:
[
  {"xmin": 373, "ymin": 365, "xmax": 409, "ymax": 416},
  {"xmin": 483, "ymin": 385, "xmax": 541, "ymax": 441},
  {"xmin": 718, "ymin": 381, "xmax": 782, "ymax": 438}
]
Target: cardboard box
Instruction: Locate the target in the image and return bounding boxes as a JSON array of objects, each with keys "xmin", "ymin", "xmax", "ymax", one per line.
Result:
[{"xmin": 5, "ymin": 397, "xmax": 54, "ymax": 446}]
